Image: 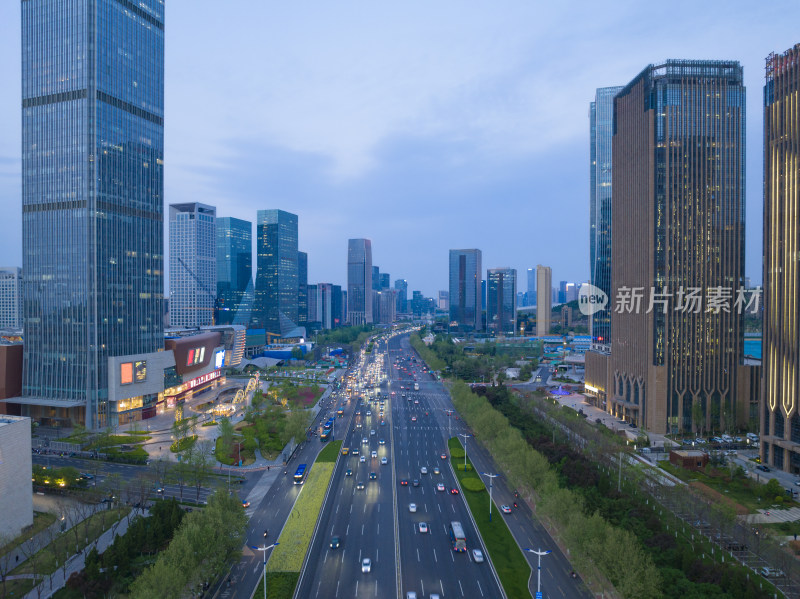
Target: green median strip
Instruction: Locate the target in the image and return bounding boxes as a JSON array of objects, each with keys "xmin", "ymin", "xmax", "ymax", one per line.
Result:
[
  {"xmin": 449, "ymin": 437, "xmax": 532, "ymax": 599},
  {"xmin": 255, "ymin": 440, "xmax": 341, "ymax": 598}
]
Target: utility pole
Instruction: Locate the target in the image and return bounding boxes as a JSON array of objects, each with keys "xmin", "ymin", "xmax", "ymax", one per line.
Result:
[
  {"xmin": 482, "ymin": 472, "xmax": 499, "ymax": 522},
  {"xmin": 459, "ymin": 433, "xmax": 471, "ymax": 472}
]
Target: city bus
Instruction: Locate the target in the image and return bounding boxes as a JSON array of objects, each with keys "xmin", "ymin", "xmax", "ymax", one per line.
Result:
[
  {"xmin": 293, "ymin": 464, "xmax": 308, "ymax": 484},
  {"xmin": 449, "ymin": 521, "xmax": 467, "ymax": 552}
]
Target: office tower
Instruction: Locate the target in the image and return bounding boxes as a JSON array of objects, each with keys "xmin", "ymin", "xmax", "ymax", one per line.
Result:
[
  {"xmin": 307, "ymin": 284, "xmax": 319, "ymax": 326},
  {"xmin": 332, "ymin": 285, "xmax": 344, "ymax": 328},
  {"xmin": 526, "ymin": 268, "xmax": 536, "ymax": 306},
  {"xmin": 762, "ymin": 44, "xmax": 800, "ymax": 470},
  {"xmin": 536, "ymin": 266, "xmax": 552, "ymax": 336},
  {"xmin": 448, "ymin": 250, "xmax": 482, "ymax": 331},
  {"xmin": 308, "ymin": 283, "xmax": 341, "ymax": 330},
  {"xmin": 438, "ymin": 290, "xmax": 450, "ymax": 311},
  {"xmin": 487, "ymin": 268, "xmax": 517, "ymax": 336},
  {"xmin": 20, "ymin": 0, "xmax": 164, "ymax": 428},
  {"xmin": 394, "ymin": 279, "xmax": 408, "ymax": 313},
  {"xmin": 558, "ymin": 281, "xmax": 568, "ymax": 304},
  {"xmin": 566, "ymin": 283, "xmax": 578, "ymax": 303},
  {"xmin": 590, "ymin": 86, "xmax": 624, "ymax": 344},
  {"xmin": 215, "ymin": 217, "xmax": 252, "ymax": 326},
  {"xmin": 611, "ymin": 60, "xmax": 746, "ymax": 434},
  {"xmin": 411, "ymin": 291, "xmax": 424, "ymax": 318},
  {"xmin": 0, "ymin": 268, "xmax": 22, "ymax": 329},
  {"xmin": 379, "ymin": 273, "xmax": 390, "ymax": 290},
  {"xmin": 347, "ymin": 239, "xmax": 373, "ymax": 325},
  {"xmin": 169, "ymin": 203, "xmax": 216, "ymax": 328},
  {"xmin": 372, "ymin": 266, "xmax": 381, "ymax": 291},
  {"xmin": 255, "ymin": 210, "xmax": 299, "ymax": 333},
  {"xmin": 374, "ymin": 290, "xmax": 397, "ymax": 324},
  {"xmin": 297, "ymin": 251, "xmax": 308, "ymax": 325}
]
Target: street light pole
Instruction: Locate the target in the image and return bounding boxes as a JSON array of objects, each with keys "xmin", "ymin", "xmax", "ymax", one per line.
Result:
[
  {"xmin": 459, "ymin": 433, "xmax": 471, "ymax": 472},
  {"xmin": 481, "ymin": 472, "xmax": 499, "ymax": 522},
  {"xmin": 444, "ymin": 409, "xmax": 453, "ymax": 438},
  {"xmin": 523, "ymin": 547, "xmax": 552, "ymax": 596},
  {"xmin": 251, "ymin": 541, "xmax": 279, "ymax": 599}
]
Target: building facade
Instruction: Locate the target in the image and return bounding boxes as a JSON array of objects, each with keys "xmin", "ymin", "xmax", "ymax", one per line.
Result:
[
  {"xmin": 20, "ymin": 0, "xmax": 165, "ymax": 428},
  {"xmin": 394, "ymin": 279, "xmax": 408, "ymax": 314},
  {"xmin": 448, "ymin": 249, "xmax": 482, "ymax": 331},
  {"xmin": 0, "ymin": 268, "xmax": 22, "ymax": 330},
  {"xmin": 297, "ymin": 251, "xmax": 308, "ymax": 325},
  {"xmin": 590, "ymin": 86, "xmax": 624, "ymax": 345},
  {"xmin": 215, "ymin": 217, "xmax": 251, "ymax": 326},
  {"xmin": 610, "ymin": 60, "xmax": 746, "ymax": 434},
  {"xmin": 254, "ymin": 210, "xmax": 299, "ymax": 333},
  {"xmin": 526, "ymin": 268, "xmax": 536, "ymax": 307},
  {"xmin": 169, "ymin": 203, "xmax": 216, "ymax": 328},
  {"xmin": 0, "ymin": 416, "xmax": 33, "ymax": 539},
  {"xmin": 762, "ymin": 44, "xmax": 800, "ymax": 472},
  {"xmin": 347, "ymin": 239, "xmax": 373, "ymax": 325},
  {"xmin": 487, "ymin": 268, "xmax": 517, "ymax": 335},
  {"xmin": 536, "ymin": 265, "xmax": 552, "ymax": 336}
]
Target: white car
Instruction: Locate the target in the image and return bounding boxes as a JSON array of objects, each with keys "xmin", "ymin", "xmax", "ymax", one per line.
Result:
[
  {"xmin": 420, "ymin": 467, "xmax": 428, "ymax": 475},
  {"xmin": 361, "ymin": 558, "xmax": 371, "ymax": 573},
  {"xmin": 500, "ymin": 505, "xmax": 512, "ymax": 514},
  {"xmin": 381, "ymin": 457, "xmax": 388, "ymax": 465},
  {"xmin": 371, "ymin": 450, "xmax": 377, "ymax": 458},
  {"xmin": 360, "ymin": 455, "xmax": 366, "ymax": 462},
  {"xmin": 362, "ymin": 438, "xmax": 368, "ymax": 445},
  {"xmin": 472, "ymin": 549, "xmax": 484, "ymax": 563},
  {"xmin": 436, "ymin": 482, "xmax": 445, "ymax": 492},
  {"xmin": 406, "ymin": 593, "xmax": 418, "ymax": 599},
  {"xmin": 409, "ymin": 503, "xmax": 417, "ymax": 513},
  {"xmin": 419, "ymin": 522, "xmax": 428, "ymax": 533}
]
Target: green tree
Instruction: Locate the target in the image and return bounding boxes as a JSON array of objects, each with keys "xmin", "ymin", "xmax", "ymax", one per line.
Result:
[
  {"xmin": 283, "ymin": 409, "xmax": 311, "ymax": 446},
  {"xmin": 217, "ymin": 417, "xmax": 234, "ymax": 457},
  {"xmin": 691, "ymin": 400, "xmax": 704, "ymax": 435},
  {"xmin": 291, "ymin": 346, "xmax": 304, "ymax": 360}
]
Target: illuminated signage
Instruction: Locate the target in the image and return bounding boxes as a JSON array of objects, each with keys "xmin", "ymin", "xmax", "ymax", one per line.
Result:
[
  {"xmin": 214, "ymin": 350, "xmax": 225, "ymax": 369},
  {"xmin": 135, "ymin": 361, "xmax": 147, "ymax": 382},
  {"xmin": 187, "ymin": 347, "xmax": 206, "ymax": 367},
  {"xmin": 120, "ymin": 363, "xmax": 134, "ymax": 385},
  {"xmin": 187, "ymin": 369, "xmax": 221, "ymax": 390}
]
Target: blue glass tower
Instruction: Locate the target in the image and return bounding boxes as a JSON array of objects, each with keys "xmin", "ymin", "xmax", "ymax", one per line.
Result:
[
  {"xmin": 255, "ymin": 210, "xmax": 299, "ymax": 333},
  {"xmin": 216, "ymin": 217, "xmax": 252, "ymax": 326},
  {"xmin": 21, "ymin": 0, "xmax": 165, "ymax": 429}
]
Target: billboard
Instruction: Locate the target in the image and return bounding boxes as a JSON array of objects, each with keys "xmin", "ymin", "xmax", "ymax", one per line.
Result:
[
  {"xmin": 214, "ymin": 349, "xmax": 225, "ymax": 369},
  {"xmin": 120, "ymin": 362, "xmax": 134, "ymax": 385}
]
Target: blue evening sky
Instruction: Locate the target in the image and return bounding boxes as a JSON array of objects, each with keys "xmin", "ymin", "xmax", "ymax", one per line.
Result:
[{"xmin": 0, "ymin": 1, "xmax": 797, "ymax": 296}]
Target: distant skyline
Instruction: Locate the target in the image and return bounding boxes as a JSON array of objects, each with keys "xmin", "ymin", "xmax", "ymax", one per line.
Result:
[{"xmin": 2, "ymin": 2, "xmax": 798, "ymax": 296}]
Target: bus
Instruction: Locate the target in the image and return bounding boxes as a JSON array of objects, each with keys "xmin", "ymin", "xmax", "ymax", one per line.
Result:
[
  {"xmin": 320, "ymin": 429, "xmax": 330, "ymax": 441},
  {"xmin": 293, "ymin": 464, "xmax": 308, "ymax": 484},
  {"xmin": 414, "ymin": 382, "xmax": 419, "ymax": 391},
  {"xmin": 449, "ymin": 521, "xmax": 467, "ymax": 552}
]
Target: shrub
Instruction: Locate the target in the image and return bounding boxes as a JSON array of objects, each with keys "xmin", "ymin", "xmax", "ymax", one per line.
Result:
[{"xmin": 461, "ymin": 478, "xmax": 486, "ymax": 493}]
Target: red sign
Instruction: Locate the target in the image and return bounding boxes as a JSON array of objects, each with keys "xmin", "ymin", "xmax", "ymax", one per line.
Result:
[{"xmin": 187, "ymin": 370, "xmax": 221, "ymax": 390}]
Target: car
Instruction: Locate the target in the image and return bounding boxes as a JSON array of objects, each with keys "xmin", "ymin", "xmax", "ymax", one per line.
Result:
[
  {"xmin": 406, "ymin": 593, "xmax": 417, "ymax": 599},
  {"xmin": 362, "ymin": 437, "xmax": 368, "ymax": 445},
  {"xmin": 437, "ymin": 483, "xmax": 445, "ymax": 492},
  {"xmin": 356, "ymin": 422, "xmax": 362, "ymax": 428},
  {"xmin": 414, "ymin": 399, "xmax": 419, "ymax": 404},
  {"xmin": 451, "ymin": 487, "xmax": 459, "ymax": 495},
  {"xmin": 366, "ymin": 410, "xmax": 371, "ymax": 416},
  {"xmin": 433, "ymin": 467, "xmax": 440, "ymax": 475},
  {"xmin": 345, "ymin": 469, "xmax": 353, "ymax": 476},
  {"xmin": 761, "ymin": 566, "xmax": 785, "ymax": 577},
  {"xmin": 381, "ymin": 457, "xmax": 388, "ymax": 465},
  {"xmin": 352, "ymin": 448, "xmax": 359, "ymax": 455},
  {"xmin": 355, "ymin": 410, "xmax": 361, "ymax": 415},
  {"xmin": 757, "ymin": 464, "xmax": 770, "ymax": 472},
  {"xmin": 381, "ymin": 420, "xmax": 386, "ymax": 426},
  {"xmin": 400, "ymin": 479, "xmax": 408, "ymax": 486},
  {"xmin": 379, "ymin": 438, "xmax": 385, "ymax": 445},
  {"xmin": 370, "ymin": 429, "xmax": 376, "ymax": 436},
  {"xmin": 419, "ymin": 522, "xmax": 428, "ymax": 533},
  {"xmin": 356, "ymin": 481, "xmax": 365, "ymax": 490},
  {"xmin": 241, "ymin": 500, "xmax": 250, "ymax": 508},
  {"xmin": 409, "ymin": 503, "xmax": 417, "ymax": 512},
  {"xmin": 440, "ymin": 453, "xmax": 447, "ymax": 460},
  {"xmin": 371, "ymin": 450, "xmax": 377, "ymax": 458},
  {"xmin": 342, "ymin": 447, "xmax": 349, "ymax": 455},
  {"xmin": 412, "ymin": 479, "xmax": 420, "ymax": 487},
  {"xmin": 420, "ymin": 466, "xmax": 428, "ymax": 475},
  {"xmin": 360, "ymin": 455, "xmax": 366, "ymax": 463},
  {"xmin": 369, "ymin": 472, "xmax": 377, "ymax": 480},
  {"xmin": 411, "ymin": 416, "xmax": 417, "ymax": 422},
  {"xmin": 500, "ymin": 505, "xmax": 512, "ymax": 514},
  {"xmin": 361, "ymin": 558, "xmax": 371, "ymax": 573},
  {"xmin": 472, "ymin": 549, "xmax": 485, "ymax": 563},
  {"xmin": 330, "ymin": 536, "xmax": 341, "ymax": 549}
]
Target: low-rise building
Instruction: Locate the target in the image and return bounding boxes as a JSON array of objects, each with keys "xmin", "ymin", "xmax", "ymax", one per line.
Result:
[{"xmin": 0, "ymin": 415, "xmax": 33, "ymax": 538}]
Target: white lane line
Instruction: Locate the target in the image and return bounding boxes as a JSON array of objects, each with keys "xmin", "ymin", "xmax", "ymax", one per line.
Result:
[
  {"xmin": 433, "ymin": 547, "xmax": 438, "ymax": 563},
  {"xmin": 477, "ymin": 580, "xmax": 484, "ymax": 596},
  {"xmin": 459, "ymin": 579, "xmax": 465, "ymax": 596},
  {"xmin": 362, "ymin": 524, "xmax": 365, "ymax": 535},
  {"xmin": 417, "ymin": 548, "xmax": 421, "ymax": 562}
]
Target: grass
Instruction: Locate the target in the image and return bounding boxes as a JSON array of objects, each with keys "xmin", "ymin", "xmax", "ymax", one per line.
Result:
[
  {"xmin": 201, "ymin": 420, "xmax": 218, "ymax": 427},
  {"xmin": 267, "ymin": 462, "xmax": 335, "ymax": 573},
  {"xmin": 448, "ymin": 437, "xmax": 532, "ymax": 599},
  {"xmin": 252, "ymin": 572, "xmax": 300, "ymax": 599},
  {"xmin": 0, "ymin": 512, "xmax": 57, "ymax": 556},
  {"xmin": 316, "ymin": 440, "xmax": 342, "ymax": 462}
]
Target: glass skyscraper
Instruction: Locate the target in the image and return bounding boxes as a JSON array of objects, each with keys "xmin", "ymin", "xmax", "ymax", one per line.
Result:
[
  {"xmin": 347, "ymin": 239, "xmax": 373, "ymax": 325},
  {"xmin": 487, "ymin": 268, "xmax": 517, "ymax": 335},
  {"xmin": 448, "ymin": 249, "xmax": 482, "ymax": 331},
  {"xmin": 216, "ymin": 217, "xmax": 252, "ymax": 326},
  {"xmin": 20, "ymin": 0, "xmax": 165, "ymax": 429},
  {"xmin": 169, "ymin": 203, "xmax": 216, "ymax": 328},
  {"xmin": 255, "ymin": 210, "xmax": 299, "ymax": 333},
  {"xmin": 589, "ymin": 86, "xmax": 623, "ymax": 345},
  {"xmin": 297, "ymin": 251, "xmax": 308, "ymax": 325},
  {"xmin": 394, "ymin": 279, "xmax": 408, "ymax": 314}
]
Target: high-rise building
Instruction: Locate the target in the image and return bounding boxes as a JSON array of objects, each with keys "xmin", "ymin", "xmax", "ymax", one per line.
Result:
[
  {"xmin": 558, "ymin": 281, "xmax": 568, "ymax": 304},
  {"xmin": 307, "ymin": 283, "xmax": 343, "ymax": 330},
  {"xmin": 526, "ymin": 268, "xmax": 536, "ymax": 307},
  {"xmin": 394, "ymin": 279, "xmax": 408, "ymax": 314},
  {"xmin": 170, "ymin": 203, "xmax": 216, "ymax": 328},
  {"xmin": 379, "ymin": 273, "xmax": 390, "ymax": 290},
  {"xmin": 487, "ymin": 268, "xmax": 517, "ymax": 336},
  {"xmin": 297, "ymin": 251, "xmax": 308, "ymax": 325},
  {"xmin": 374, "ymin": 289, "xmax": 397, "ymax": 324},
  {"xmin": 372, "ymin": 266, "xmax": 381, "ymax": 291},
  {"xmin": 536, "ymin": 265, "xmax": 552, "ymax": 336},
  {"xmin": 215, "ymin": 217, "xmax": 251, "ymax": 326},
  {"xmin": 610, "ymin": 60, "xmax": 746, "ymax": 434},
  {"xmin": 449, "ymin": 249, "xmax": 482, "ymax": 331},
  {"xmin": 411, "ymin": 291, "xmax": 424, "ymax": 318},
  {"xmin": 347, "ymin": 239, "xmax": 373, "ymax": 325},
  {"xmin": 255, "ymin": 210, "xmax": 299, "ymax": 333},
  {"xmin": 19, "ymin": 0, "xmax": 165, "ymax": 428},
  {"xmin": 0, "ymin": 268, "xmax": 22, "ymax": 330},
  {"xmin": 762, "ymin": 44, "xmax": 800, "ymax": 471},
  {"xmin": 590, "ymin": 86, "xmax": 624, "ymax": 345},
  {"xmin": 438, "ymin": 290, "xmax": 450, "ymax": 311}
]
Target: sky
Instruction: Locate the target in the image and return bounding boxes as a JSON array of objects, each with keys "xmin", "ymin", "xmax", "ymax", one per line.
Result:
[{"xmin": 0, "ymin": 1, "xmax": 798, "ymax": 298}]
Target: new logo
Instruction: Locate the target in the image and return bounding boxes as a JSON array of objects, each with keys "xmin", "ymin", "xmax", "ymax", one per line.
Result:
[{"xmin": 578, "ymin": 284, "xmax": 608, "ymax": 316}]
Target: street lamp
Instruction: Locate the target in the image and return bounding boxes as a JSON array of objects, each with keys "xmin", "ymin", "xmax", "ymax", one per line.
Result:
[
  {"xmin": 444, "ymin": 409, "xmax": 454, "ymax": 438},
  {"xmin": 251, "ymin": 541, "xmax": 279, "ymax": 599},
  {"xmin": 481, "ymin": 472, "xmax": 499, "ymax": 522},
  {"xmin": 523, "ymin": 547, "xmax": 551, "ymax": 597},
  {"xmin": 458, "ymin": 433, "xmax": 471, "ymax": 472}
]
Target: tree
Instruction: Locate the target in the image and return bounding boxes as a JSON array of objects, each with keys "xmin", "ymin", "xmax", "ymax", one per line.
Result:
[
  {"xmin": 0, "ymin": 532, "xmax": 15, "ymax": 597},
  {"xmin": 691, "ymin": 400, "xmax": 704, "ymax": 436},
  {"xmin": 188, "ymin": 441, "xmax": 214, "ymax": 502},
  {"xmin": 283, "ymin": 409, "xmax": 311, "ymax": 446},
  {"xmin": 291, "ymin": 346, "xmax": 304, "ymax": 361},
  {"xmin": 217, "ymin": 418, "xmax": 234, "ymax": 457}
]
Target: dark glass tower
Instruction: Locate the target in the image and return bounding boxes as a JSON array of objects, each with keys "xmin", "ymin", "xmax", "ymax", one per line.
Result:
[
  {"xmin": 589, "ymin": 86, "xmax": 622, "ymax": 345},
  {"xmin": 254, "ymin": 210, "xmax": 298, "ymax": 334},
  {"xmin": 394, "ymin": 279, "xmax": 408, "ymax": 314},
  {"xmin": 448, "ymin": 249, "xmax": 482, "ymax": 331},
  {"xmin": 347, "ymin": 239, "xmax": 372, "ymax": 325},
  {"xmin": 487, "ymin": 268, "xmax": 517, "ymax": 335},
  {"xmin": 297, "ymin": 251, "xmax": 308, "ymax": 325},
  {"xmin": 216, "ymin": 217, "xmax": 252, "ymax": 326},
  {"xmin": 21, "ymin": 0, "xmax": 165, "ymax": 429}
]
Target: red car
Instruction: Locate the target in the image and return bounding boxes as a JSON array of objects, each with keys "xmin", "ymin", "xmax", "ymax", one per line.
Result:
[
  {"xmin": 450, "ymin": 488, "xmax": 459, "ymax": 495},
  {"xmin": 411, "ymin": 416, "xmax": 417, "ymax": 422},
  {"xmin": 400, "ymin": 479, "xmax": 409, "ymax": 486},
  {"xmin": 440, "ymin": 453, "xmax": 447, "ymax": 460}
]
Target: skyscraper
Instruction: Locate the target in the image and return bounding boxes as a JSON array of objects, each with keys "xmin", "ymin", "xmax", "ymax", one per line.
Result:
[
  {"xmin": 216, "ymin": 217, "xmax": 252, "ymax": 326},
  {"xmin": 536, "ymin": 265, "xmax": 552, "ymax": 336},
  {"xmin": 379, "ymin": 273, "xmax": 390, "ymax": 290},
  {"xmin": 347, "ymin": 239, "xmax": 373, "ymax": 325},
  {"xmin": 762, "ymin": 44, "xmax": 800, "ymax": 471},
  {"xmin": 254, "ymin": 210, "xmax": 299, "ymax": 333},
  {"xmin": 0, "ymin": 268, "xmax": 22, "ymax": 330},
  {"xmin": 487, "ymin": 268, "xmax": 517, "ymax": 336},
  {"xmin": 169, "ymin": 203, "xmax": 216, "ymax": 328},
  {"xmin": 448, "ymin": 249, "xmax": 482, "ymax": 331},
  {"xmin": 394, "ymin": 279, "xmax": 408, "ymax": 314},
  {"xmin": 590, "ymin": 86, "xmax": 623, "ymax": 345},
  {"xmin": 297, "ymin": 251, "xmax": 308, "ymax": 325},
  {"xmin": 610, "ymin": 60, "xmax": 746, "ymax": 434},
  {"xmin": 526, "ymin": 268, "xmax": 536, "ymax": 307},
  {"xmin": 372, "ymin": 266, "xmax": 381, "ymax": 291},
  {"xmin": 20, "ymin": 0, "xmax": 165, "ymax": 428}
]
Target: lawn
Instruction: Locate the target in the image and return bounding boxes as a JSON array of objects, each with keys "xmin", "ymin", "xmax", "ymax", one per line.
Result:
[
  {"xmin": 317, "ymin": 440, "xmax": 342, "ymax": 462},
  {"xmin": 252, "ymin": 572, "xmax": 300, "ymax": 599},
  {"xmin": 0, "ymin": 512, "xmax": 57, "ymax": 557},
  {"xmin": 448, "ymin": 437, "xmax": 533, "ymax": 599}
]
